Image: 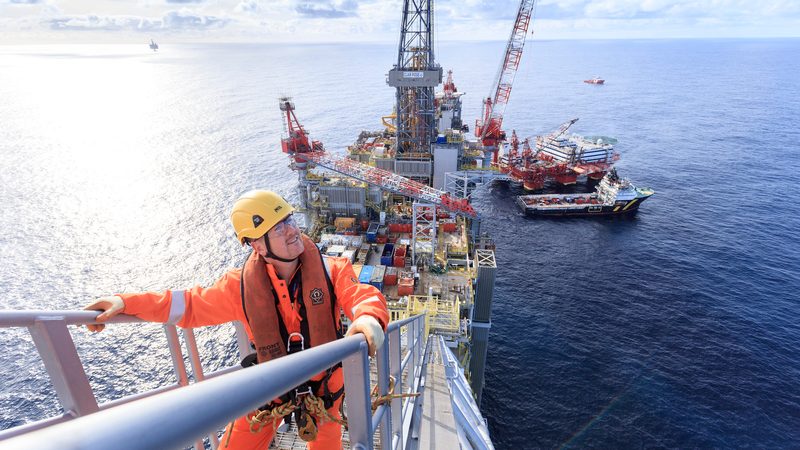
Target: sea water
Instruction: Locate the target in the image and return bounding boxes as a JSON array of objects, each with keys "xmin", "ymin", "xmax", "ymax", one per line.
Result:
[{"xmin": 0, "ymin": 39, "xmax": 798, "ymax": 448}]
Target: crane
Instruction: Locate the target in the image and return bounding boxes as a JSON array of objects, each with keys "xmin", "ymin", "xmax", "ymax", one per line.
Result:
[
  {"xmin": 279, "ymin": 97, "xmax": 323, "ymax": 170},
  {"xmin": 279, "ymin": 98, "xmax": 477, "ymax": 218},
  {"xmin": 548, "ymin": 118, "xmax": 579, "ymax": 141},
  {"xmin": 475, "ymin": 0, "xmax": 537, "ymax": 163}
]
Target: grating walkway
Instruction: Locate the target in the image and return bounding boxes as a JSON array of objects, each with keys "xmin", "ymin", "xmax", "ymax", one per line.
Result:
[{"xmin": 415, "ymin": 339, "xmax": 459, "ymax": 449}]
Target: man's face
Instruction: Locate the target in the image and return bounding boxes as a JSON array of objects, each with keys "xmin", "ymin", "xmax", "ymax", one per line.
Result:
[{"xmin": 255, "ymin": 214, "xmax": 304, "ymax": 261}]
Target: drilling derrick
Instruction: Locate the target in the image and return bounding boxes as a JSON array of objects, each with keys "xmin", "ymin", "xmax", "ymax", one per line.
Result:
[
  {"xmin": 475, "ymin": 0, "xmax": 536, "ymax": 164},
  {"xmin": 386, "ymin": 0, "xmax": 442, "ymax": 173}
]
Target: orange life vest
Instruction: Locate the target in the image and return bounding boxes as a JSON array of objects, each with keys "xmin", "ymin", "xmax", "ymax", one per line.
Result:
[{"xmin": 240, "ymin": 234, "xmax": 341, "ymax": 364}]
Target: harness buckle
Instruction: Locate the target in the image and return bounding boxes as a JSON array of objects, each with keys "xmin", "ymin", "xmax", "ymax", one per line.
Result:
[
  {"xmin": 287, "ymin": 332, "xmax": 305, "ymax": 354},
  {"xmin": 295, "ymin": 385, "xmax": 313, "ymax": 398}
]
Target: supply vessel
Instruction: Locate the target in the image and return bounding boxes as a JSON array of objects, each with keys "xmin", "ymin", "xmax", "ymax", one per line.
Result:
[{"xmin": 516, "ymin": 168, "xmax": 654, "ymax": 217}]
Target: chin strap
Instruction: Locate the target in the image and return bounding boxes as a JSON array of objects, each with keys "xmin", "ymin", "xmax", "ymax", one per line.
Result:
[{"xmin": 263, "ymin": 235, "xmax": 299, "ymax": 263}]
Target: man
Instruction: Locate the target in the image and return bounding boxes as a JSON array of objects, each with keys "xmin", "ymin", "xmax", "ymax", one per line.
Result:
[{"xmin": 85, "ymin": 190, "xmax": 388, "ymax": 449}]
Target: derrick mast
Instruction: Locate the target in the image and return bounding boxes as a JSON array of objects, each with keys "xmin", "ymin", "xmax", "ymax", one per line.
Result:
[
  {"xmin": 386, "ymin": 0, "xmax": 442, "ymax": 163},
  {"xmin": 475, "ymin": 0, "xmax": 536, "ymax": 163}
]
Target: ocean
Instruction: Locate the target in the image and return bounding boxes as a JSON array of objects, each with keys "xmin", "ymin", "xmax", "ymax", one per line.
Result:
[{"xmin": 1, "ymin": 39, "xmax": 799, "ymax": 448}]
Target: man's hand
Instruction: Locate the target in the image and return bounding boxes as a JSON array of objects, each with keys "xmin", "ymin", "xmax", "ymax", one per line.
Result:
[
  {"xmin": 83, "ymin": 296, "xmax": 125, "ymax": 332},
  {"xmin": 346, "ymin": 315, "xmax": 385, "ymax": 357}
]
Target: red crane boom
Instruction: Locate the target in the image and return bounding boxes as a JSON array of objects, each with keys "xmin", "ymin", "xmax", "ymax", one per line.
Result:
[{"xmin": 475, "ymin": 0, "xmax": 537, "ymax": 159}]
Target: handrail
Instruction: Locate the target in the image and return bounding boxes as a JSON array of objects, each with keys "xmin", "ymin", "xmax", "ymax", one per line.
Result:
[
  {"xmin": 0, "ymin": 310, "xmax": 144, "ymax": 327},
  {"xmin": 0, "ymin": 309, "xmax": 428, "ymax": 450},
  {"xmin": 0, "ymin": 336, "xmax": 369, "ymax": 450},
  {"xmin": 438, "ymin": 336, "xmax": 494, "ymax": 450}
]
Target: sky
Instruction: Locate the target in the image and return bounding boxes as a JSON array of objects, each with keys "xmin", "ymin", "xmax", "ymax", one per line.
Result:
[{"xmin": 0, "ymin": 0, "xmax": 798, "ymax": 44}]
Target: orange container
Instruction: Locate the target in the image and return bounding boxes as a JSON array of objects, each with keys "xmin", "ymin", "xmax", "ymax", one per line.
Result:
[{"xmin": 397, "ymin": 284, "xmax": 414, "ymax": 296}]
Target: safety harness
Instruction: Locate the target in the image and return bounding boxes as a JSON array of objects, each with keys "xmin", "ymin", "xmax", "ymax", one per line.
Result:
[{"xmin": 234, "ymin": 235, "xmax": 345, "ymax": 443}]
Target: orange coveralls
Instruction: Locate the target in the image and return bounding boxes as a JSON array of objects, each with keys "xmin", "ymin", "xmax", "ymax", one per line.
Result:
[{"xmin": 120, "ymin": 255, "xmax": 389, "ymax": 450}]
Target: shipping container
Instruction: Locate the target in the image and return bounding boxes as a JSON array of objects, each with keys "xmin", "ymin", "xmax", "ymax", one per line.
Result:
[
  {"xmin": 358, "ymin": 265, "xmax": 374, "ymax": 284},
  {"xmin": 370, "ymin": 265, "xmax": 386, "ymax": 283},
  {"xmin": 380, "ymin": 244, "xmax": 395, "ymax": 266},
  {"xmin": 370, "ymin": 265, "xmax": 386, "ymax": 291},
  {"xmin": 384, "ymin": 267, "xmax": 398, "ymax": 286},
  {"xmin": 366, "ymin": 222, "xmax": 379, "ymax": 243},
  {"xmin": 326, "ymin": 244, "xmax": 346, "ymax": 257}
]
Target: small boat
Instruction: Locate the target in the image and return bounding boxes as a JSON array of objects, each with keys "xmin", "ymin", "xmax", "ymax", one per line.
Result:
[
  {"xmin": 584, "ymin": 77, "xmax": 604, "ymax": 85},
  {"xmin": 149, "ymin": 39, "xmax": 159, "ymax": 52}
]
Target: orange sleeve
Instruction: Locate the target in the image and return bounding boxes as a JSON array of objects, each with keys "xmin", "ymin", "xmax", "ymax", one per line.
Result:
[
  {"xmin": 327, "ymin": 257, "xmax": 389, "ymax": 330},
  {"xmin": 119, "ymin": 269, "xmax": 248, "ymax": 329}
]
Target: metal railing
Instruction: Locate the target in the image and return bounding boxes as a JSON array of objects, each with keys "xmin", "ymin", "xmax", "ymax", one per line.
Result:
[
  {"xmin": 438, "ymin": 336, "xmax": 494, "ymax": 450},
  {"xmin": 0, "ymin": 310, "xmax": 427, "ymax": 450}
]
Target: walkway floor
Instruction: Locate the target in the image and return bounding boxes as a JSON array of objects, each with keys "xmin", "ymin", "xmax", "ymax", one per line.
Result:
[{"xmin": 415, "ymin": 339, "xmax": 459, "ymax": 449}]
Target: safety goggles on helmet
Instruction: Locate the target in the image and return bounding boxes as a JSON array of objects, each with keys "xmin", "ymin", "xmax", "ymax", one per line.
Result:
[
  {"xmin": 244, "ymin": 214, "xmax": 297, "ymax": 246},
  {"xmin": 269, "ymin": 214, "xmax": 297, "ymax": 237}
]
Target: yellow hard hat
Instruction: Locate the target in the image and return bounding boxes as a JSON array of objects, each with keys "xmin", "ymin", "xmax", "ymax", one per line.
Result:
[{"xmin": 230, "ymin": 190, "xmax": 295, "ymax": 244}]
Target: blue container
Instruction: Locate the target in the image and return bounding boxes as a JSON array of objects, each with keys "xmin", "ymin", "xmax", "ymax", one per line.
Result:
[
  {"xmin": 366, "ymin": 222, "xmax": 379, "ymax": 243},
  {"xmin": 436, "ymin": 134, "xmax": 447, "ymax": 144},
  {"xmin": 380, "ymin": 243, "xmax": 395, "ymax": 266},
  {"xmin": 359, "ymin": 265, "xmax": 374, "ymax": 284}
]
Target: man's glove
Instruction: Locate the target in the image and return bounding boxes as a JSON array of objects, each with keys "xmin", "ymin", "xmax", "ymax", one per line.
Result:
[{"xmin": 346, "ymin": 315, "xmax": 385, "ymax": 357}]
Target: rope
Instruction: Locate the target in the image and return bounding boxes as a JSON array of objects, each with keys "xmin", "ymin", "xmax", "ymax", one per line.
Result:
[
  {"xmin": 303, "ymin": 394, "xmax": 348, "ymax": 427},
  {"xmin": 371, "ymin": 376, "xmax": 420, "ymax": 411},
  {"xmin": 235, "ymin": 375, "xmax": 421, "ymax": 444},
  {"xmin": 245, "ymin": 401, "xmax": 297, "ymax": 434}
]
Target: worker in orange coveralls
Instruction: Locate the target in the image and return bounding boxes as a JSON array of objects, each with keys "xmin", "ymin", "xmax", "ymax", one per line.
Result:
[{"xmin": 84, "ymin": 190, "xmax": 389, "ymax": 450}]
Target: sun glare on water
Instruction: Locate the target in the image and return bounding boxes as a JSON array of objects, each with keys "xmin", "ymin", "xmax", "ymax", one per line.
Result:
[{"xmin": 5, "ymin": 45, "xmax": 181, "ymax": 238}]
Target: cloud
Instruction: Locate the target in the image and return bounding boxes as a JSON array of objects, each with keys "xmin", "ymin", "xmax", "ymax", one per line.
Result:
[
  {"xmin": 235, "ymin": 0, "xmax": 260, "ymax": 14},
  {"xmin": 46, "ymin": 10, "xmax": 229, "ymax": 32},
  {"xmin": 166, "ymin": 0, "xmax": 204, "ymax": 3},
  {"xmin": 295, "ymin": 1, "xmax": 358, "ymax": 18},
  {"xmin": 8, "ymin": 0, "xmax": 42, "ymax": 4},
  {"xmin": 159, "ymin": 10, "xmax": 227, "ymax": 29}
]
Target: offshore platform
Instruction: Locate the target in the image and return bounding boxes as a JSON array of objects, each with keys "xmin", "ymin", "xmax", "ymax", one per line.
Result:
[
  {"xmin": 0, "ymin": 0, "xmax": 651, "ymax": 448},
  {"xmin": 0, "ymin": 0, "xmax": 507, "ymax": 449}
]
